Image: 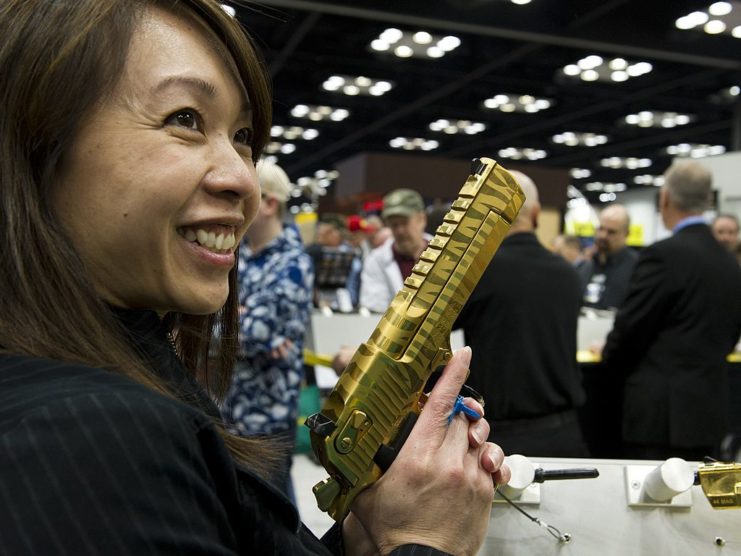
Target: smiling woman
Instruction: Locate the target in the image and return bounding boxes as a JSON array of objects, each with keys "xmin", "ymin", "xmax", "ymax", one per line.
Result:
[{"xmin": 0, "ymin": 0, "xmax": 509, "ymax": 554}]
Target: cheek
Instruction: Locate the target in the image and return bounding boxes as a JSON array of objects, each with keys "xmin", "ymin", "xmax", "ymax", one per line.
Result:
[{"xmin": 243, "ymin": 188, "xmax": 261, "ymax": 227}]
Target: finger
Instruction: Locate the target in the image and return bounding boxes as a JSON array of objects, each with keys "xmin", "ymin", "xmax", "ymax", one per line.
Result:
[
  {"xmin": 480, "ymin": 443, "xmax": 511, "ymax": 485},
  {"xmin": 462, "ymin": 397, "xmax": 485, "ymax": 419},
  {"xmin": 468, "ymin": 417, "xmax": 490, "ymax": 448},
  {"xmin": 412, "ymin": 347, "xmax": 472, "ymax": 439}
]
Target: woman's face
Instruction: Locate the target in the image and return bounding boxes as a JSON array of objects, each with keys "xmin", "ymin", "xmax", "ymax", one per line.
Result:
[{"xmin": 53, "ymin": 6, "xmax": 259, "ymax": 315}]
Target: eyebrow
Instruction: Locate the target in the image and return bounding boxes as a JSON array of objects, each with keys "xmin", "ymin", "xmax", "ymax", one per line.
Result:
[
  {"xmin": 153, "ymin": 76, "xmax": 216, "ymax": 98},
  {"xmin": 151, "ymin": 75, "xmax": 252, "ymax": 113}
]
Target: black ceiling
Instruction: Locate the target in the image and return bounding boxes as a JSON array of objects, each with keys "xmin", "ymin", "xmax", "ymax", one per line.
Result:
[{"xmin": 232, "ymin": 0, "xmax": 741, "ymax": 203}]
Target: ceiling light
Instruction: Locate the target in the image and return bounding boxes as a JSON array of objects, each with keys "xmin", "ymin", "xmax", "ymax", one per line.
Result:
[
  {"xmin": 482, "ymin": 93, "xmax": 553, "ymax": 113},
  {"xmin": 380, "ymin": 28, "xmax": 403, "ymax": 43},
  {"xmin": 666, "ymin": 143, "xmax": 727, "ymax": 157},
  {"xmin": 709, "ymin": 1, "xmax": 732, "ymax": 15},
  {"xmin": 600, "ymin": 156, "xmax": 652, "ymax": 169},
  {"xmin": 498, "ymin": 147, "xmax": 548, "ymax": 160},
  {"xmin": 561, "ymin": 56, "xmax": 653, "ymax": 83},
  {"xmin": 705, "ymin": 19, "xmax": 727, "ymax": 33},
  {"xmin": 511, "ymin": 0, "xmax": 532, "ymax": 4},
  {"xmin": 609, "ymin": 58, "xmax": 628, "ymax": 70},
  {"xmin": 265, "ymin": 141, "xmax": 296, "ymax": 155},
  {"xmin": 438, "ymin": 36, "xmax": 461, "ymax": 51},
  {"xmin": 552, "ymin": 131, "xmax": 608, "ymax": 147},
  {"xmin": 570, "ymin": 168, "xmax": 592, "ymax": 179},
  {"xmin": 370, "ymin": 40, "xmax": 390, "ymax": 52},
  {"xmin": 429, "ymin": 119, "xmax": 487, "ymax": 135},
  {"xmin": 675, "ymin": 4, "xmax": 741, "ymax": 38},
  {"xmin": 634, "ymin": 174, "xmax": 665, "ymax": 186},
  {"xmin": 322, "ymin": 74, "xmax": 395, "ymax": 97},
  {"xmin": 622, "ymin": 110, "xmax": 693, "ymax": 128},
  {"xmin": 389, "ymin": 137, "xmax": 439, "ymax": 151},
  {"xmin": 611, "ymin": 71, "xmax": 629, "ymax": 82},
  {"xmin": 394, "ymin": 45, "xmax": 414, "ymax": 58},
  {"xmin": 291, "ymin": 104, "xmax": 349, "ymax": 122},
  {"xmin": 599, "ymin": 193, "xmax": 617, "ymax": 202},
  {"xmin": 369, "ymin": 29, "xmax": 461, "ymax": 59},
  {"xmin": 413, "ymin": 31, "xmax": 432, "ymax": 44},
  {"xmin": 271, "ymin": 125, "xmax": 319, "ymax": 141}
]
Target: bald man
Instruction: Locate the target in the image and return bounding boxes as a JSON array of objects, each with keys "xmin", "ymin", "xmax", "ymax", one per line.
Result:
[
  {"xmin": 603, "ymin": 161, "xmax": 741, "ymax": 460},
  {"xmin": 579, "ymin": 203, "xmax": 638, "ymax": 310},
  {"xmin": 712, "ymin": 213, "xmax": 740, "ymax": 257},
  {"xmin": 454, "ymin": 170, "xmax": 588, "ymax": 458}
]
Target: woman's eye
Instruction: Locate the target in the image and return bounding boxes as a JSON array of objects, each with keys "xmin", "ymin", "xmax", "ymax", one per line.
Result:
[
  {"xmin": 165, "ymin": 109, "xmax": 200, "ymax": 131},
  {"xmin": 234, "ymin": 127, "xmax": 253, "ymax": 146}
]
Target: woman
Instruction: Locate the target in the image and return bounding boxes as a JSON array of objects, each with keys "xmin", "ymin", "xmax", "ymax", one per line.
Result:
[{"xmin": 0, "ymin": 0, "xmax": 509, "ymax": 554}]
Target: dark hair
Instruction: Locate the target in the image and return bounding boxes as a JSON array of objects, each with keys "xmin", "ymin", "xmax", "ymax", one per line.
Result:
[
  {"xmin": 0, "ymin": 0, "xmax": 274, "ymax": 473},
  {"xmin": 320, "ymin": 212, "xmax": 348, "ymax": 232}
]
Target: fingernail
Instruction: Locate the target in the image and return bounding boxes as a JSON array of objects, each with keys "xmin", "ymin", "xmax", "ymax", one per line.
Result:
[
  {"xmin": 471, "ymin": 421, "xmax": 486, "ymax": 445},
  {"xmin": 457, "ymin": 346, "xmax": 472, "ymax": 366}
]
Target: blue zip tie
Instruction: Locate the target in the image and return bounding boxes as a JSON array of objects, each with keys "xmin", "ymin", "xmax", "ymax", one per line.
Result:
[{"xmin": 448, "ymin": 395, "xmax": 482, "ymax": 424}]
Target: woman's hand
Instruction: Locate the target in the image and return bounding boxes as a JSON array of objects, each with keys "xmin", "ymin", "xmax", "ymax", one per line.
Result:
[{"xmin": 347, "ymin": 346, "xmax": 510, "ymax": 555}]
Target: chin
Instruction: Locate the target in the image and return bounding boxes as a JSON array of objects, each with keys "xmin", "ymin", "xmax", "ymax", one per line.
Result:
[{"xmin": 172, "ymin": 290, "xmax": 229, "ymax": 316}]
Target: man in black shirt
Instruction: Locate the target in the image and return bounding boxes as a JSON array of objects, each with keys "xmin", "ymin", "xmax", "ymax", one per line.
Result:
[
  {"xmin": 579, "ymin": 204, "xmax": 638, "ymax": 310},
  {"xmin": 455, "ymin": 171, "xmax": 588, "ymax": 457}
]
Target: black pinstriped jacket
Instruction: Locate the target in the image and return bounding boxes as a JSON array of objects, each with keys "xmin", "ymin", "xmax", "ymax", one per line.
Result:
[{"xmin": 0, "ymin": 310, "xmax": 448, "ymax": 555}]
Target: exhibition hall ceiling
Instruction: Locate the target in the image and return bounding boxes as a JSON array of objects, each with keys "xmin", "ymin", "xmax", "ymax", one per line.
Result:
[{"xmin": 232, "ymin": 0, "xmax": 741, "ymax": 203}]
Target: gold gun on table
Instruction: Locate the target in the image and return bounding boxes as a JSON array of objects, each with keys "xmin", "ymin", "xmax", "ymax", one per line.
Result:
[
  {"xmin": 696, "ymin": 461, "xmax": 741, "ymax": 509},
  {"xmin": 306, "ymin": 157, "xmax": 525, "ymax": 521}
]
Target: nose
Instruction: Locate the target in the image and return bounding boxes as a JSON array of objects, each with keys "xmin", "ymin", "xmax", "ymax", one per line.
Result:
[{"xmin": 202, "ymin": 137, "xmax": 257, "ymax": 200}]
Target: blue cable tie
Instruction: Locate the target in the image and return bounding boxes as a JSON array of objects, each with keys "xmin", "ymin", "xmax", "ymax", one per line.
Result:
[{"xmin": 448, "ymin": 395, "xmax": 482, "ymax": 424}]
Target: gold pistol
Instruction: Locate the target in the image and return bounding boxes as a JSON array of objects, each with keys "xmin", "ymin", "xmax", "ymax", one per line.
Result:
[
  {"xmin": 696, "ymin": 461, "xmax": 741, "ymax": 509},
  {"xmin": 306, "ymin": 157, "xmax": 525, "ymax": 521}
]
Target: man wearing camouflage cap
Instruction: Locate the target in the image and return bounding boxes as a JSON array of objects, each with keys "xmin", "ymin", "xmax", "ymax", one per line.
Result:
[{"xmin": 360, "ymin": 188, "xmax": 431, "ymax": 312}]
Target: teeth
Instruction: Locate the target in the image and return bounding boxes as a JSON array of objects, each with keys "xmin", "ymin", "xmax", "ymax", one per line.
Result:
[{"xmin": 183, "ymin": 227, "xmax": 237, "ymax": 253}]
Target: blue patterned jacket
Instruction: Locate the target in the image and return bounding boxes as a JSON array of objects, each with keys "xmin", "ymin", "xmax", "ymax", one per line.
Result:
[{"xmin": 222, "ymin": 225, "xmax": 314, "ymax": 436}]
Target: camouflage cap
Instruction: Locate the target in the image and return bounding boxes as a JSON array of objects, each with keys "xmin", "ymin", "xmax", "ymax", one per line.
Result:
[{"xmin": 382, "ymin": 188, "xmax": 425, "ymax": 219}]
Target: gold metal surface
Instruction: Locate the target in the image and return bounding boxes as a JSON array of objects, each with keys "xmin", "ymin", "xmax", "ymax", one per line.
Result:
[
  {"xmin": 308, "ymin": 157, "xmax": 525, "ymax": 520},
  {"xmin": 697, "ymin": 462, "xmax": 741, "ymax": 509}
]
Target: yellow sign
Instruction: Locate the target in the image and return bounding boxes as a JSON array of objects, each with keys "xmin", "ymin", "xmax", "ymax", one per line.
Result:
[{"xmin": 627, "ymin": 223, "xmax": 644, "ymax": 246}]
